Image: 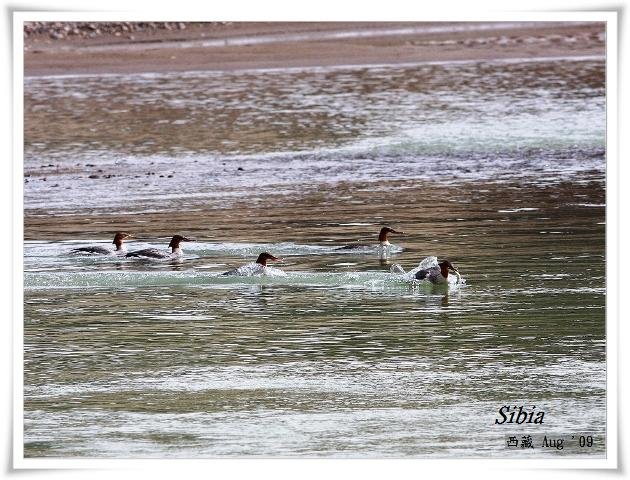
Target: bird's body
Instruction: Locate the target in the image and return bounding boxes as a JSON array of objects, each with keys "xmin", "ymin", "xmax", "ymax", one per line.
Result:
[
  {"xmin": 72, "ymin": 245, "xmax": 115, "ymax": 255},
  {"xmin": 126, "ymin": 248, "xmax": 172, "ymax": 259}
]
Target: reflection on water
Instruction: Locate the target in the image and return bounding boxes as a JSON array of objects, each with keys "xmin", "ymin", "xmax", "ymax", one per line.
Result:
[{"xmin": 23, "ymin": 54, "xmax": 606, "ymax": 457}]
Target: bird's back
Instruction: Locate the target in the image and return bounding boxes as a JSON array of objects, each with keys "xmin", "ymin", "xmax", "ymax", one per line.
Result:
[
  {"xmin": 71, "ymin": 246, "xmax": 112, "ymax": 255},
  {"xmin": 126, "ymin": 248, "xmax": 169, "ymax": 259},
  {"xmin": 415, "ymin": 266, "xmax": 445, "ymax": 283}
]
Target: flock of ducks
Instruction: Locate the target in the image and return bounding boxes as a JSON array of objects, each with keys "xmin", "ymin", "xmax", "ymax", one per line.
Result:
[{"xmin": 70, "ymin": 227, "xmax": 460, "ymax": 284}]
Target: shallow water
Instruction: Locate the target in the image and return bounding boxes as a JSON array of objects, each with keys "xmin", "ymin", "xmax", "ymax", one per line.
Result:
[{"xmin": 23, "ymin": 52, "xmax": 606, "ymax": 458}]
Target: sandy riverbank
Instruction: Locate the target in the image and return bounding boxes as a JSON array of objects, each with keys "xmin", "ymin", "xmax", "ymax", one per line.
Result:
[{"xmin": 23, "ymin": 21, "xmax": 605, "ymax": 76}]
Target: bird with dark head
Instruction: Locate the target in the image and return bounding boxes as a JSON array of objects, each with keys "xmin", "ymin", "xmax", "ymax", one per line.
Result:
[
  {"xmin": 377, "ymin": 226, "xmax": 405, "ymax": 245},
  {"xmin": 337, "ymin": 226, "xmax": 405, "ymax": 250},
  {"xmin": 70, "ymin": 231, "xmax": 134, "ymax": 255},
  {"xmin": 415, "ymin": 259, "xmax": 460, "ymax": 284},
  {"xmin": 126, "ymin": 235, "xmax": 193, "ymax": 259},
  {"xmin": 255, "ymin": 252, "xmax": 281, "ymax": 266},
  {"xmin": 222, "ymin": 252, "xmax": 283, "ymax": 275},
  {"xmin": 168, "ymin": 235, "xmax": 193, "ymax": 251}
]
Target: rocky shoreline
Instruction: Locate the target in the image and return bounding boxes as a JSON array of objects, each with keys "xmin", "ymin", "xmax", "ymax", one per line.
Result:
[{"xmin": 23, "ymin": 21, "xmax": 231, "ymax": 42}]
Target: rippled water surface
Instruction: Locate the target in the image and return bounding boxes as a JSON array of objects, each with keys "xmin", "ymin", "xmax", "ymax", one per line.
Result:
[{"xmin": 23, "ymin": 54, "xmax": 606, "ymax": 458}]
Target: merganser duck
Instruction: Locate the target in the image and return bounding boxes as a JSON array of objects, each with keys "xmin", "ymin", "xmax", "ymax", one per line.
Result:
[
  {"xmin": 415, "ymin": 260, "xmax": 460, "ymax": 284},
  {"xmin": 70, "ymin": 232, "xmax": 133, "ymax": 255},
  {"xmin": 126, "ymin": 235, "xmax": 193, "ymax": 259},
  {"xmin": 222, "ymin": 252, "xmax": 284, "ymax": 276},
  {"xmin": 391, "ymin": 257, "xmax": 462, "ymax": 285},
  {"xmin": 337, "ymin": 226, "xmax": 405, "ymax": 250}
]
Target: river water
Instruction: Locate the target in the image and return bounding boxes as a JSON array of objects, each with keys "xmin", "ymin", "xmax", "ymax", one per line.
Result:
[{"xmin": 23, "ymin": 53, "xmax": 606, "ymax": 458}]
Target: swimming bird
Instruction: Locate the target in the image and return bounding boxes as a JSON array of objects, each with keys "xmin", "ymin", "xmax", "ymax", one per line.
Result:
[
  {"xmin": 415, "ymin": 259, "xmax": 460, "ymax": 284},
  {"xmin": 337, "ymin": 226, "xmax": 405, "ymax": 250},
  {"xmin": 390, "ymin": 257, "xmax": 462, "ymax": 285},
  {"xmin": 70, "ymin": 232, "xmax": 133, "ymax": 255},
  {"xmin": 222, "ymin": 252, "xmax": 283, "ymax": 276},
  {"xmin": 126, "ymin": 235, "xmax": 193, "ymax": 259}
]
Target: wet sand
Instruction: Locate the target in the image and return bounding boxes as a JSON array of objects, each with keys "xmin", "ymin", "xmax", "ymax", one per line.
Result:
[{"xmin": 24, "ymin": 21, "xmax": 605, "ymax": 76}]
